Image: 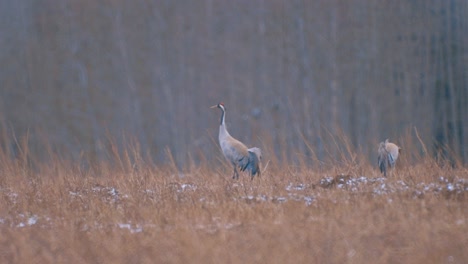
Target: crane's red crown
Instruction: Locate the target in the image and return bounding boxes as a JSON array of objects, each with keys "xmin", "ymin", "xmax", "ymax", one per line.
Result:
[{"xmin": 210, "ymin": 102, "xmax": 225, "ymax": 110}]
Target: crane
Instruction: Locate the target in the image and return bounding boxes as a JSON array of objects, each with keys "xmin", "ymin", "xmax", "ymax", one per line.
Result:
[
  {"xmin": 211, "ymin": 103, "xmax": 262, "ymax": 180},
  {"xmin": 378, "ymin": 139, "xmax": 401, "ymax": 177}
]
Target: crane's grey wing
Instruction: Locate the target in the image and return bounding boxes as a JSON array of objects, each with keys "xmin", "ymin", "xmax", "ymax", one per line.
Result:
[
  {"xmin": 221, "ymin": 138, "xmax": 249, "ymax": 166},
  {"xmin": 238, "ymin": 155, "xmax": 249, "ymax": 171}
]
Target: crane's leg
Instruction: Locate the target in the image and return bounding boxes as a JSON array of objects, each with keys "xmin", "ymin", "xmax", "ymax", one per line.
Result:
[{"xmin": 232, "ymin": 167, "xmax": 239, "ymax": 179}]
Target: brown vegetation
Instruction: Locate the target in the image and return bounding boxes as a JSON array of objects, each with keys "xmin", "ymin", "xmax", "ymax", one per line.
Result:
[{"xmin": 0, "ymin": 137, "xmax": 467, "ymax": 264}]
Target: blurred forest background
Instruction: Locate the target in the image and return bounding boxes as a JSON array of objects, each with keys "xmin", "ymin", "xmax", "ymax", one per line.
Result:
[{"xmin": 0, "ymin": 0, "xmax": 467, "ymax": 169}]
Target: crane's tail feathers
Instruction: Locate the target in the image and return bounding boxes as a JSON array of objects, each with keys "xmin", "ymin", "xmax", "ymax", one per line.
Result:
[
  {"xmin": 247, "ymin": 150, "xmax": 260, "ymax": 176},
  {"xmin": 247, "ymin": 147, "xmax": 262, "ymax": 159},
  {"xmin": 246, "ymin": 147, "xmax": 262, "ymax": 177}
]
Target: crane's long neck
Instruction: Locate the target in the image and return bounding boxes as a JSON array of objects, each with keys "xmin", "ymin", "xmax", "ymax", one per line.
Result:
[{"xmin": 219, "ymin": 107, "xmax": 231, "ymax": 139}]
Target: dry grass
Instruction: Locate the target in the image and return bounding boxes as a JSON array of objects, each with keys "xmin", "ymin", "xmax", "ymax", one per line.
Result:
[{"xmin": 0, "ymin": 143, "xmax": 467, "ymax": 264}]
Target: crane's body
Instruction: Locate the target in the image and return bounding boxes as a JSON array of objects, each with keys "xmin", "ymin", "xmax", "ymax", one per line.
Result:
[
  {"xmin": 211, "ymin": 103, "xmax": 261, "ymax": 180},
  {"xmin": 378, "ymin": 139, "xmax": 401, "ymax": 177}
]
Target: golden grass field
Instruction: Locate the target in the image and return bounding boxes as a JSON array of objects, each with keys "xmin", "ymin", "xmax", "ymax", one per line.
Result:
[{"xmin": 0, "ymin": 141, "xmax": 467, "ymax": 264}]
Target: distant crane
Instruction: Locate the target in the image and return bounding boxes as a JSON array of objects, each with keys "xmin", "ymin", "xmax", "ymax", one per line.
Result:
[
  {"xmin": 211, "ymin": 103, "xmax": 262, "ymax": 180},
  {"xmin": 378, "ymin": 139, "xmax": 401, "ymax": 177}
]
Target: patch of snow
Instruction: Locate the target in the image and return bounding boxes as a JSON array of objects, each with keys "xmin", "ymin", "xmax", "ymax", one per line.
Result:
[
  {"xmin": 246, "ymin": 195, "xmax": 255, "ymax": 200},
  {"xmin": 320, "ymin": 177, "xmax": 334, "ymax": 185},
  {"xmin": 108, "ymin": 188, "xmax": 117, "ymax": 196},
  {"xmin": 286, "ymin": 183, "xmax": 306, "ymax": 191},
  {"xmin": 357, "ymin": 176, "xmax": 368, "ymax": 183},
  {"xmin": 412, "ymin": 190, "xmax": 423, "ymax": 198},
  {"xmin": 7, "ymin": 192, "xmax": 18, "ymax": 203},
  {"xmin": 257, "ymin": 194, "xmax": 268, "ymax": 202},
  {"xmin": 69, "ymin": 191, "xmax": 80, "ymax": 197},
  {"xmin": 27, "ymin": 215, "xmax": 38, "ymax": 226},
  {"xmin": 446, "ymin": 183, "xmax": 454, "ymax": 192},
  {"xmin": 275, "ymin": 197, "xmax": 287, "ymax": 203},
  {"xmin": 288, "ymin": 194, "xmax": 302, "ymax": 202},
  {"xmin": 117, "ymin": 223, "xmax": 143, "ymax": 233},
  {"xmin": 143, "ymin": 189, "xmax": 155, "ymax": 194},
  {"xmin": 303, "ymin": 196, "xmax": 314, "ymax": 206},
  {"xmin": 180, "ymin": 183, "xmax": 196, "ymax": 192},
  {"xmin": 396, "ymin": 180, "xmax": 409, "ymax": 190}
]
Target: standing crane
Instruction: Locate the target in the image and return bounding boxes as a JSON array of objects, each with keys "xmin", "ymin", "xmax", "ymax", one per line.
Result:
[
  {"xmin": 211, "ymin": 103, "xmax": 262, "ymax": 180},
  {"xmin": 378, "ymin": 139, "xmax": 401, "ymax": 177}
]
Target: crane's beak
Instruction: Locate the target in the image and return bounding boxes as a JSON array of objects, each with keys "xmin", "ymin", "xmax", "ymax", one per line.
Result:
[{"xmin": 210, "ymin": 104, "xmax": 218, "ymax": 109}]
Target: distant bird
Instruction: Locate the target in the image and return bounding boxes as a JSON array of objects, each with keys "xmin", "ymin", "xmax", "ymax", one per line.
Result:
[
  {"xmin": 378, "ymin": 139, "xmax": 401, "ymax": 177},
  {"xmin": 211, "ymin": 103, "xmax": 262, "ymax": 180}
]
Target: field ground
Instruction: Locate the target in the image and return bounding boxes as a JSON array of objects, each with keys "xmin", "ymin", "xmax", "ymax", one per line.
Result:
[{"xmin": 0, "ymin": 156, "xmax": 467, "ymax": 264}]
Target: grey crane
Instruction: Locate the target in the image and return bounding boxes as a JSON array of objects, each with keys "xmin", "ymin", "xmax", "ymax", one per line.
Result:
[
  {"xmin": 378, "ymin": 139, "xmax": 401, "ymax": 177},
  {"xmin": 211, "ymin": 103, "xmax": 262, "ymax": 180}
]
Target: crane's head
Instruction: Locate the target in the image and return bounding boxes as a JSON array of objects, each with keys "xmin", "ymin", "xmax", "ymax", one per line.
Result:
[{"xmin": 210, "ymin": 102, "xmax": 225, "ymax": 111}]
